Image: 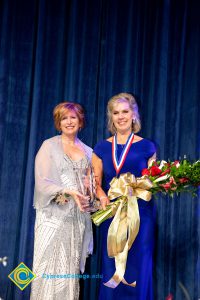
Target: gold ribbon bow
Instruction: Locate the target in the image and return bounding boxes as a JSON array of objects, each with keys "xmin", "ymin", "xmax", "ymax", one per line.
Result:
[{"xmin": 104, "ymin": 173, "xmax": 153, "ymax": 288}]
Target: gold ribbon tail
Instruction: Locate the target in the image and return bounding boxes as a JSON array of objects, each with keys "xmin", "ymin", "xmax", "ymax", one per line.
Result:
[
  {"xmin": 102, "ymin": 173, "xmax": 153, "ymax": 288},
  {"xmin": 104, "ymin": 194, "xmax": 140, "ymax": 288}
]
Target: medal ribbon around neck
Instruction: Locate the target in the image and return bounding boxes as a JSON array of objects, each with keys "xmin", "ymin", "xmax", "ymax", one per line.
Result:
[{"xmin": 112, "ymin": 132, "xmax": 134, "ymax": 175}]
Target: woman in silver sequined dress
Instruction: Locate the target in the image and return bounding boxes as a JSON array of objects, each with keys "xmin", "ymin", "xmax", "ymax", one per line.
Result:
[{"xmin": 30, "ymin": 102, "xmax": 93, "ymax": 300}]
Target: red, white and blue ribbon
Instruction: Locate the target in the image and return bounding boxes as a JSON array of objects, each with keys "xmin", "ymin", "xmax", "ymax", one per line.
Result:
[{"xmin": 112, "ymin": 132, "xmax": 134, "ymax": 175}]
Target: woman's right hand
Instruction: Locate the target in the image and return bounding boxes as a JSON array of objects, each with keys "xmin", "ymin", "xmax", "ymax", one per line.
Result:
[{"xmin": 63, "ymin": 189, "xmax": 89, "ymax": 212}]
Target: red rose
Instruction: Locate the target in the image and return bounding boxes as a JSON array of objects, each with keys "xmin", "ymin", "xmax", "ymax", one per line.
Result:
[
  {"xmin": 169, "ymin": 176, "xmax": 176, "ymax": 184},
  {"xmin": 150, "ymin": 166, "xmax": 162, "ymax": 176},
  {"xmin": 169, "ymin": 177, "xmax": 177, "ymax": 190},
  {"xmin": 165, "ymin": 294, "xmax": 173, "ymax": 300},
  {"xmin": 160, "ymin": 169, "xmax": 170, "ymax": 176},
  {"xmin": 173, "ymin": 160, "xmax": 180, "ymax": 166},
  {"xmin": 161, "ymin": 182, "xmax": 171, "ymax": 189},
  {"xmin": 142, "ymin": 168, "xmax": 150, "ymax": 176},
  {"xmin": 179, "ymin": 178, "xmax": 189, "ymax": 184}
]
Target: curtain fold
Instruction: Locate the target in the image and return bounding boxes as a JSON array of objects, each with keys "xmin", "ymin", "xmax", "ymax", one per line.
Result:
[{"xmin": 0, "ymin": 0, "xmax": 199, "ymax": 299}]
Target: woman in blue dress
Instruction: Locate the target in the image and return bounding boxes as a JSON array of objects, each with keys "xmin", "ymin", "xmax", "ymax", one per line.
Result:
[{"xmin": 92, "ymin": 93, "xmax": 157, "ymax": 300}]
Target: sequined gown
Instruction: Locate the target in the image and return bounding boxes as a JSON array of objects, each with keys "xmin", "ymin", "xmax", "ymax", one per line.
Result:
[{"xmin": 30, "ymin": 136, "xmax": 93, "ymax": 300}]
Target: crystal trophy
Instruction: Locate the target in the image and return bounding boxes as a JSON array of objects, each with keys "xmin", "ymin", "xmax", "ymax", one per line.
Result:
[{"xmin": 76, "ymin": 165, "xmax": 99, "ymax": 212}]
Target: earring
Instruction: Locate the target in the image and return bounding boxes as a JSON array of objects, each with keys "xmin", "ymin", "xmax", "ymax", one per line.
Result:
[{"xmin": 132, "ymin": 118, "xmax": 136, "ymax": 123}]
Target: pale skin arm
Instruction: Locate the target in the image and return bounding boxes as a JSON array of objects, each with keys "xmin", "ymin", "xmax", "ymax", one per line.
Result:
[
  {"xmin": 148, "ymin": 152, "xmax": 157, "ymax": 167},
  {"xmin": 92, "ymin": 153, "xmax": 110, "ymax": 210}
]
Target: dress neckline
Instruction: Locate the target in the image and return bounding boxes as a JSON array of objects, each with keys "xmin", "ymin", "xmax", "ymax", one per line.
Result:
[
  {"xmin": 65, "ymin": 153, "xmax": 87, "ymax": 163},
  {"xmin": 58, "ymin": 135, "xmax": 87, "ymax": 162},
  {"xmin": 105, "ymin": 139, "xmax": 144, "ymax": 145}
]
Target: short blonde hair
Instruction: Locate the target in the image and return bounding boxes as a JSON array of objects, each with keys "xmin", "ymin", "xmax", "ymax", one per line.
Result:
[
  {"xmin": 107, "ymin": 93, "xmax": 141, "ymax": 134},
  {"xmin": 53, "ymin": 102, "xmax": 85, "ymax": 131}
]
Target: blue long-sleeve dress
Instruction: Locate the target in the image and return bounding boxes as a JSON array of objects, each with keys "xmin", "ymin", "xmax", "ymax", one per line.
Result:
[{"xmin": 93, "ymin": 138, "xmax": 156, "ymax": 300}]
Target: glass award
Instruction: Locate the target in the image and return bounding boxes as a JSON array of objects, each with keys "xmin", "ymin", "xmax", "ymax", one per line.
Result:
[{"xmin": 76, "ymin": 165, "xmax": 99, "ymax": 212}]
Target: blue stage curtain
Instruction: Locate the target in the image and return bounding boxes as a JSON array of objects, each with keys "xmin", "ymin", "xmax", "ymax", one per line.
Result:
[{"xmin": 0, "ymin": 0, "xmax": 199, "ymax": 299}]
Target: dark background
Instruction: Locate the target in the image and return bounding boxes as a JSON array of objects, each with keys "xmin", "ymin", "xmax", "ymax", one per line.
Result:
[{"xmin": 0, "ymin": 0, "xmax": 199, "ymax": 299}]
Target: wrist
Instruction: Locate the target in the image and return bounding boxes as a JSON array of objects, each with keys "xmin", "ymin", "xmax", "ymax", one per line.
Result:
[{"xmin": 99, "ymin": 196, "xmax": 108, "ymax": 201}]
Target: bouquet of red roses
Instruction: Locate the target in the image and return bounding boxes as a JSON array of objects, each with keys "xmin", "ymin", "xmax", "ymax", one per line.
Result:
[
  {"xmin": 91, "ymin": 158, "xmax": 200, "ymax": 226},
  {"xmin": 142, "ymin": 158, "xmax": 200, "ymax": 197},
  {"xmin": 91, "ymin": 158, "xmax": 199, "ymax": 289}
]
